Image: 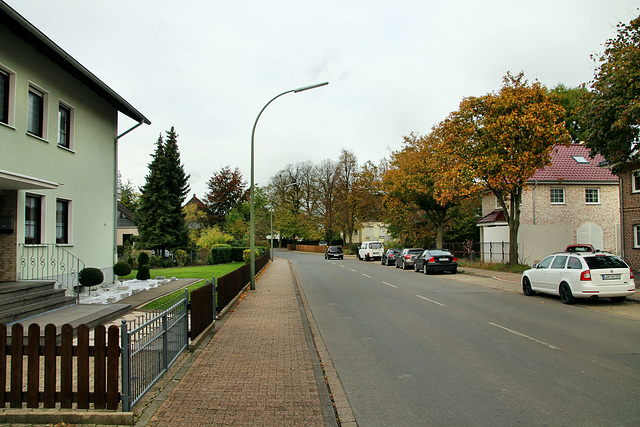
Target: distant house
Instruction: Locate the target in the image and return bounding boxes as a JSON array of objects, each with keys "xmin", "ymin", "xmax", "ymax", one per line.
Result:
[
  {"xmin": 0, "ymin": 2, "xmax": 149, "ymax": 288},
  {"xmin": 349, "ymin": 221, "xmax": 392, "ymax": 245},
  {"xmin": 477, "ymin": 144, "xmax": 620, "ymax": 264},
  {"xmin": 184, "ymin": 194, "xmax": 207, "ymax": 230},
  {"xmin": 117, "ymin": 203, "xmax": 137, "ymax": 246}
]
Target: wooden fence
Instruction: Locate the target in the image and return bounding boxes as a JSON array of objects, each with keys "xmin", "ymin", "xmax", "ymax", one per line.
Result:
[
  {"xmin": 189, "ymin": 281, "xmax": 214, "ymax": 340},
  {"xmin": 0, "ymin": 323, "xmax": 120, "ymax": 410}
]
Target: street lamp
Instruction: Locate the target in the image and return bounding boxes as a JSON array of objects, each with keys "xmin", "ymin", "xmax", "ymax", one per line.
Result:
[{"xmin": 249, "ymin": 82, "xmax": 328, "ymax": 290}]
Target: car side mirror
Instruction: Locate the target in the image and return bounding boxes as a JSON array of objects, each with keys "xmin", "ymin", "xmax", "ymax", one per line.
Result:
[{"xmin": 532, "ymin": 263, "xmax": 538, "ymax": 268}]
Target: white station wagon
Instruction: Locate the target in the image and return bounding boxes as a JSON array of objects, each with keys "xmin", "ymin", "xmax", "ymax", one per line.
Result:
[{"xmin": 521, "ymin": 252, "xmax": 636, "ymax": 304}]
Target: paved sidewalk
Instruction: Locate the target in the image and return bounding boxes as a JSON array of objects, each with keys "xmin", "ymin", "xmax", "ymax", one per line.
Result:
[{"xmin": 143, "ymin": 257, "xmax": 333, "ymax": 426}]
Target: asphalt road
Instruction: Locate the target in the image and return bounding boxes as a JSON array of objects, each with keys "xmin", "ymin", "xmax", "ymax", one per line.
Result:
[{"xmin": 281, "ymin": 250, "xmax": 640, "ymax": 426}]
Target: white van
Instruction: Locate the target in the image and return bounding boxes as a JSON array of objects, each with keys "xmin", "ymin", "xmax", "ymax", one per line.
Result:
[{"xmin": 358, "ymin": 241, "xmax": 384, "ymax": 261}]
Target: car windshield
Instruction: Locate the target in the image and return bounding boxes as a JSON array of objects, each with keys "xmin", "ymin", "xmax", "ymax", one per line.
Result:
[
  {"xmin": 408, "ymin": 250, "xmax": 422, "ymax": 255},
  {"xmin": 329, "ymin": 246, "xmax": 342, "ymax": 252},
  {"xmin": 584, "ymin": 255, "xmax": 628, "ymax": 270}
]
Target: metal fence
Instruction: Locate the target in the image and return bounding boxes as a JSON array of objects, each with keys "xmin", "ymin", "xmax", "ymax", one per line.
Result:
[
  {"xmin": 120, "ymin": 289, "xmax": 189, "ymax": 412},
  {"xmin": 441, "ymin": 241, "xmax": 509, "ymax": 264},
  {"xmin": 18, "ymin": 243, "xmax": 84, "ymax": 300}
]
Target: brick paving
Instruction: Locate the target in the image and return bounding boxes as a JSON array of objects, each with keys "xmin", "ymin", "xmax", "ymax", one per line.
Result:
[{"xmin": 144, "ymin": 257, "xmax": 327, "ymax": 426}]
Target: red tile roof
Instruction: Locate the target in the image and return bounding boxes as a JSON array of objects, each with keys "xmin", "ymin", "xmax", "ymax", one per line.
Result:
[
  {"xmin": 477, "ymin": 209, "xmax": 506, "ymax": 224},
  {"xmin": 529, "ymin": 144, "xmax": 618, "ymax": 182}
]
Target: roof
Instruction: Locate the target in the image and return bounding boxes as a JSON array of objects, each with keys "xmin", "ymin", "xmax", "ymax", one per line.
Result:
[
  {"xmin": 529, "ymin": 144, "xmax": 618, "ymax": 183},
  {"xmin": 185, "ymin": 195, "xmax": 207, "ymax": 210},
  {"xmin": 0, "ymin": 1, "xmax": 150, "ymax": 125},
  {"xmin": 477, "ymin": 209, "xmax": 506, "ymax": 224}
]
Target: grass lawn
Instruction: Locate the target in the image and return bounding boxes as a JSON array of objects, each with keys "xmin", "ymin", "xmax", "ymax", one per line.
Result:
[
  {"xmin": 458, "ymin": 260, "xmax": 529, "ymax": 274},
  {"xmin": 121, "ymin": 263, "xmax": 245, "ymax": 310}
]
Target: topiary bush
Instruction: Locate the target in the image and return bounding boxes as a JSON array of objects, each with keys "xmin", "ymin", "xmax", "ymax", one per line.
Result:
[
  {"xmin": 78, "ymin": 267, "xmax": 104, "ymax": 296},
  {"xmin": 136, "ymin": 265, "xmax": 151, "ymax": 280},
  {"xmin": 209, "ymin": 245, "xmax": 232, "ymax": 264},
  {"xmin": 113, "ymin": 261, "xmax": 132, "ymax": 285},
  {"xmin": 137, "ymin": 252, "xmax": 150, "ymax": 267}
]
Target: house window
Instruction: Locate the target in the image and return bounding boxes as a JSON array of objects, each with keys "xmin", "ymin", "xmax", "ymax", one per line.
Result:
[
  {"xmin": 632, "ymin": 170, "xmax": 640, "ymax": 194},
  {"xmin": 0, "ymin": 69, "xmax": 9, "ymax": 125},
  {"xmin": 550, "ymin": 188, "xmax": 565, "ymax": 204},
  {"xmin": 58, "ymin": 103, "xmax": 72, "ymax": 149},
  {"xmin": 634, "ymin": 225, "xmax": 640, "ymax": 248},
  {"xmin": 25, "ymin": 195, "xmax": 42, "ymax": 244},
  {"xmin": 585, "ymin": 188, "xmax": 600, "ymax": 204},
  {"xmin": 27, "ymin": 87, "xmax": 44, "ymax": 137},
  {"xmin": 56, "ymin": 199, "xmax": 69, "ymax": 244}
]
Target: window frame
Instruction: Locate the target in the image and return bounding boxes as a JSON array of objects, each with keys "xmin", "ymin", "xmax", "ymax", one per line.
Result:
[
  {"xmin": 27, "ymin": 83, "xmax": 49, "ymax": 140},
  {"xmin": 0, "ymin": 64, "xmax": 16, "ymax": 127},
  {"xmin": 25, "ymin": 194, "xmax": 43, "ymax": 245},
  {"xmin": 632, "ymin": 170, "xmax": 640, "ymax": 194},
  {"xmin": 550, "ymin": 187, "xmax": 565, "ymax": 204},
  {"xmin": 57, "ymin": 101, "xmax": 74, "ymax": 150},
  {"xmin": 634, "ymin": 225, "xmax": 640, "ymax": 249},
  {"xmin": 56, "ymin": 199, "xmax": 71, "ymax": 244},
  {"xmin": 585, "ymin": 188, "xmax": 600, "ymax": 204}
]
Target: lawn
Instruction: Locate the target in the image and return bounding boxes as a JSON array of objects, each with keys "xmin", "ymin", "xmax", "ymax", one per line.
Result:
[{"xmin": 121, "ymin": 263, "xmax": 245, "ymax": 310}]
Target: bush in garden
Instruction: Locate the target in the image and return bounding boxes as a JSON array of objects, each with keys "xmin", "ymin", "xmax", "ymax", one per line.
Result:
[
  {"xmin": 78, "ymin": 267, "xmax": 104, "ymax": 296},
  {"xmin": 209, "ymin": 245, "xmax": 232, "ymax": 265},
  {"xmin": 242, "ymin": 249, "xmax": 260, "ymax": 264},
  {"xmin": 136, "ymin": 265, "xmax": 151, "ymax": 280},
  {"xmin": 113, "ymin": 261, "xmax": 132, "ymax": 285},
  {"xmin": 175, "ymin": 249, "xmax": 188, "ymax": 267},
  {"xmin": 137, "ymin": 252, "xmax": 150, "ymax": 267}
]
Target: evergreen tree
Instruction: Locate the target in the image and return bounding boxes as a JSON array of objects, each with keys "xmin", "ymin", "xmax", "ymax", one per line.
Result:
[{"xmin": 135, "ymin": 127, "xmax": 190, "ymax": 256}]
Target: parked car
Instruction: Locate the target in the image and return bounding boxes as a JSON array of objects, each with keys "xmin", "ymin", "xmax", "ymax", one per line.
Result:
[
  {"xmin": 396, "ymin": 248, "xmax": 424, "ymax": 270},
  {"xmin": 324, "ymin": 246, "xmax": 343, "ymax": 260},
  {"xmin": 521, "ymin": 251, "xmax": 635, "ymax": 304},
  {"xmin": 381, "ymin": 248, "xmax": 401, "ymax": 266},
  {"xmin": 414, "ymin": 249, "xmax": 458, "ymax": 274},
  {"xmin": 358, "ymin": 241, "xmax": 384, "ymax": 261}
]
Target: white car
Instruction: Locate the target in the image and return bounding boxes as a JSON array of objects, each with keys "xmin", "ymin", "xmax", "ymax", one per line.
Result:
[
  {"xmin": 358, "ymin": 241, "xmax": 384, "ymax": 261},
  {"xmin": 521, "ymin": 252, "xmax": 635, "ymax": 304}
]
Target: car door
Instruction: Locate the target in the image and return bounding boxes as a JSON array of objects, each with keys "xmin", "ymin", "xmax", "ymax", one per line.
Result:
[
  {"xmin": 527, "ymin": 255, "xmax": 554, "ymax": 291},
  {"xmin": 547, "ymin": 255, "xmax": 568, "ymax": 292}
]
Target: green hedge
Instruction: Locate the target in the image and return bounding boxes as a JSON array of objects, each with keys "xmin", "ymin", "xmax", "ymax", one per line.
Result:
[{"xmin": 209, "ymin": 246, "xmax": 267, "ymax": 264}]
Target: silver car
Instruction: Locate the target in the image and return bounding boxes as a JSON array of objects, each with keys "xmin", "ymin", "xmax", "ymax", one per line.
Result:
[{"xmin": 395, "ymin": 248, "xmax": 424, "ymax": 270}]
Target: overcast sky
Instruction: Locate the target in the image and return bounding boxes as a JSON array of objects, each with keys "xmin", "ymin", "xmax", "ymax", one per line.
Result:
[{"xmin": 6, "ymin": 0, "xmax": 639, "ymax": 198}]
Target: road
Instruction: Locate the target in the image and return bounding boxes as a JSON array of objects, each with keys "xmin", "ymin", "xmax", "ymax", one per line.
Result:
[{"xmin": 280, "ymin": 250, "xmax": 640, "ymax": 426}]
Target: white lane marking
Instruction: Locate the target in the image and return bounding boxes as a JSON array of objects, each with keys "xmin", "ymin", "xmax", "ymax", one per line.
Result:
[
  {"xmin": 416, "ymin": 294, "xmax": 445, "ymax": 307},
  {"xmin": 488, "ymin": 322, "xmax": 560, "ymax": 350},
  {"xmin": 339, "ymin": 265, "xmax": 346, "ymax": 268},
  {"xmin": 382, "ymin": 281, "xmax": 397, "ymax": 288},
  {"xmin": 349, "ymin": 268, "xmax": 356, "ymax": 272},
  {"xmin": 362, "ymin": 274, "xmax": 372, "ymax": 278}
]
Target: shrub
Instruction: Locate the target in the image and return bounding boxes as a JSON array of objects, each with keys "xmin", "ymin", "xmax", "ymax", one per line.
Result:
[
  {"xmin": 243, "ymin": 249, "xmax": 260, "ymax": 263},
  {"xmin": 210, "ymin": 245, "xmax": 232, "ymax": 265},
  {"xmin": 113, "ymin": 261, "xmax": 132, "ymax": 284},
  {"xmin": 136, "ymin": 265, "xmax": 151, "ymax": 280},
  {"xmin": 137, "ymin": 252, "xmax": 150, "ymax": 267},
  {"xmin": 175, "ymin": 249, "xmax": 188, "ymax": 267},
  {"xmin": 78, "ymin": 267, "xmax": 104, "ymax": 295}
]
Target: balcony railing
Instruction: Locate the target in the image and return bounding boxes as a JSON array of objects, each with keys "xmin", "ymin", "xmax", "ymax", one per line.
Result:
[{"xmin": 18, "ymin": 244, "xmax": 84, "ymax": 300}]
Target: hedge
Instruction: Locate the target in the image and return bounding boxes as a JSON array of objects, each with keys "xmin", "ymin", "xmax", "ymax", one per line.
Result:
[{"xmin": 209, "ymin": 246, "xmax": 267, "ymax": 264}]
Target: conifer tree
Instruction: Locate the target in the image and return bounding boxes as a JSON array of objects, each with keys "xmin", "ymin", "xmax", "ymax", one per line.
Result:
[{"xmin": 135, "ymin": 127, "xmax": 190, "ymax": 257}]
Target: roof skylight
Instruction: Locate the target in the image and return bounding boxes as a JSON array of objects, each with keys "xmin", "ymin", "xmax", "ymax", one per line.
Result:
[{"xmin": 572, "ymin": 155, "xmax": 589, "ymax": 164}]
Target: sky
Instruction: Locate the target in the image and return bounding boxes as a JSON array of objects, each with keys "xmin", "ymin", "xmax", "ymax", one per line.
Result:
[{"xmin": 5, "ymin": 0, "xmax": 639, "ymax": 199}]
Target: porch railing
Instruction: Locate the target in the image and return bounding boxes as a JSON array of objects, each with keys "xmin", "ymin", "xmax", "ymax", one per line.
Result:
[{"xmin": 18, "ymin": 244, "xmax": 85, "ymax": 300}]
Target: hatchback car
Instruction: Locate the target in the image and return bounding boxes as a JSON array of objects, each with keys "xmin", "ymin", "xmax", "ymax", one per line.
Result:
[
  {"xmin": 381, "ymin": 248, "xmax": 401, "ymax": 266},
  {"xmin": 414, "ymin": 249, "xmax": 458, "ymax": 274},
  {"xmin": 396, "ymin": 248, "xmax": 424, "ymax": 270},
  {"xmin": 521, "ymin": 252, "xmax": 635, "ymax": 304},
  {"xmin": 324, "ymin": 246, "xmax": 343, "ymax": 260}
]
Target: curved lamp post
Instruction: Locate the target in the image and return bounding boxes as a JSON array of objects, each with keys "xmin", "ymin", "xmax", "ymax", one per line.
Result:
[{"xmin": 250, "ymin": 82, "xmax": 328, "ymax": 290}]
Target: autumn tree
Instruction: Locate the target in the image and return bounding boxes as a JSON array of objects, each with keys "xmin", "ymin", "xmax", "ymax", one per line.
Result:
[
  {"xmin": 436, "ymin": 72, "xmax": 570, "ymax": 264},
  {"xmin": 549, "ymin": 84, "xmax": 589, "ymax": 143},
  {"xmin": 118, "ymin": 177, "xmax": 140, "ymax": 213},
  {"xmin": 335, "ymin": 149, "xmax": 360, "ymax": 247},
  {"xmin": 581, "ymin": 13, "xmax": 640, "ymax": 173},
  {"xmin": 135, "ymin": 127, "xmax": 191, "ymax": 256},
  {"xmin": 205, "ymin": 166, "xmax": 249, "ymax": 226},
  {"xmin": 314, "ymin": 159, "xmax": 340, "ymax": 243}
]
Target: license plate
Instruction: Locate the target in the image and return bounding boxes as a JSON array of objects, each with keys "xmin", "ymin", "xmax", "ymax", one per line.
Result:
[
  {"xmin": 602, "ymin": 274, "xmax": 621, "ymax": 280},
  {"xmin": 439, "ymin": 258, "xmax": 449, "ymax": 262}
]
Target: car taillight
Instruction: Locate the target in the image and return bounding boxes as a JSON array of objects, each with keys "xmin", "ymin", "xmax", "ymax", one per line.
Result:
[
  {"xmin": 427, "ymin": 257, "xmax": 435, "ymax": 263},
  {"xmin": 580, "ymin": 270, "xmax": 591, "ymax": 281},
  {"xmin": 405, "ymin": 255, "xmax": 411, "ymax": 259},
  {"xmin": 452, "ymin": 257, "xmax": 458, "ymax": 262},
  {"xmin": 630, "ymin": 268, "xmax": 634, "ymax": 280}
]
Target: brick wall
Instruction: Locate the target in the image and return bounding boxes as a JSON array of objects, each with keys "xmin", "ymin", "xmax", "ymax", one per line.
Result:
[
  {"xmin": 620, "ymin": 172, "xmax": 640, "ymax": 269},
  {"xmin": 0, "ymin": 190, "xmax": 18, "ymax": 281}
]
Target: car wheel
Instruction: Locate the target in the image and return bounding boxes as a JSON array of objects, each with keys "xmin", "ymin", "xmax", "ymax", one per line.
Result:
[
  {"xmin": 559, "ymin": 282, "xmax": 576, "ymax": 305},
  {"xmin": 414, "ymin": 264, "xmax": 418, "ymax": 272},
  {"xmin": 611, "ymin": 296, "xmax": 626, "ymax": 303},
  {"xmin": 423, "ymin": 264, "xmax": 428, "ymax": 274},
  {"xmin": 451, "ymin": 268, "xmax": 457, "ymax": 274},
  {"xmin": 522, "ymin": 277, "xmax": 535, "ymax": 296}
]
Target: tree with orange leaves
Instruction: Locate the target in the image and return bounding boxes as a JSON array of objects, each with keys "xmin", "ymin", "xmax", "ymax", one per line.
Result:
[{"xmin": 435, "ymin": 72, "xmax": 570, "ymax": 264}]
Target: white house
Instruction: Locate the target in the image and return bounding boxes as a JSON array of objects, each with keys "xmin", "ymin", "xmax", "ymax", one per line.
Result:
[
  {"xmin": 0, "ymin": 2, "xmax": 149, "ymax": 291},
  {"xmin": 477, "ymin": 144, "xmax": 620, "ymax": 264}
]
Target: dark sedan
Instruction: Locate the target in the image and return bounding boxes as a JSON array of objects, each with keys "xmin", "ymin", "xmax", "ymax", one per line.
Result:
[
  {"xmin": 414, "ymin": 249, "xmax": 458, "ymax": 274},
  {"xmin": 325, "ymin": 246, "xmax": 344, "ymax": 260},
  {"xmin": 381, "ymin": 248, "xmax": 401, "ymax": 266}
]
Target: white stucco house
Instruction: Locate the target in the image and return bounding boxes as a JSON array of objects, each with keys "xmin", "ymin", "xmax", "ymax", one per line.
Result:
[
  {"xmin": 0, "ymin": 2, "xmax": 149, "ymax": 291},
  {"xmin": 477, "ymin": 144, "xmax": 620, "ymax": 265}
]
